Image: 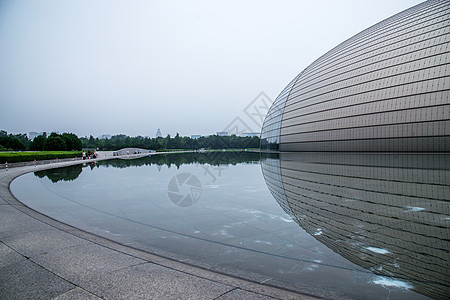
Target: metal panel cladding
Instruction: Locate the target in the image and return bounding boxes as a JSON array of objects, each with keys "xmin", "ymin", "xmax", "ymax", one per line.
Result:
[
  {"xmin": 260, "ymin": 74, "xmax": 300, "ymax": 150},
  {"xmin": 261, "ymin": 0, "xmax": 450, "ymax": 152}
]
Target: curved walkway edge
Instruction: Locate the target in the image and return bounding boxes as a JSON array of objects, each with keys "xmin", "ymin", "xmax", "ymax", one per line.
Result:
[{"xmin": 0, "ymin": 159, "xmax": 317, "ymax": 300}]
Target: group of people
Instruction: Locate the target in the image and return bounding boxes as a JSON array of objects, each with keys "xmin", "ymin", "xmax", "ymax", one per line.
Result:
[{"xmin": 82, "ymin": 150, "xmax": 98, "ymax": 160}]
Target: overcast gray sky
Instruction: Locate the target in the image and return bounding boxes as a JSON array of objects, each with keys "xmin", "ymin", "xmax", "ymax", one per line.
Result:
[{"xmin": 0, "ymin": 0, "xmax": 424, "ymax": 138}]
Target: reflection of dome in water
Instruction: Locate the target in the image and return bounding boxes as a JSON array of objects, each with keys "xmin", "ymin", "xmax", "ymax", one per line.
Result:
[
  {"xmin": 261, "ymin": 152, "xmax": 450, "ymax": 299},
  {"xmin": 261, "ymin": 0, "xmax": 450, "ymax": 152}
]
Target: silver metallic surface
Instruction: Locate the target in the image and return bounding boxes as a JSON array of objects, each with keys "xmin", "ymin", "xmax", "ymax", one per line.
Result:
[{"xmin": 261, "ymin": 0, "xmax": 450, "ymax": 152}]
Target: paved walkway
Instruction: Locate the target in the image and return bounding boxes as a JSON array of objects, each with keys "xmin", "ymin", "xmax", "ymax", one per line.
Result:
[{"xmin": 0, "ymin": 159, "xmax": 317, "ymax": 299}]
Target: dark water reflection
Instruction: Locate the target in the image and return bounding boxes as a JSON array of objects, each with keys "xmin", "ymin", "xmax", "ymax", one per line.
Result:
[
  {"xmin": 11, "ymin": 152, "xmax": 449, "ymax": 299},
  {"xmin": 35, "ymin": 163, "xmax": 84, "ymax": 183},
  {"xmin": 261, "ymin": 152, "xmax": 450, "ymax": 300},
  {"xmin": 34, "ymin": 151, "xmax": 261, "ymax": 182}
]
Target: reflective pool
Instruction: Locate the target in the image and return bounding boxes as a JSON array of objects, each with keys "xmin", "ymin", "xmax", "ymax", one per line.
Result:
[{"xmin": 11, "ymin": 152, "xmax": 449, "ymax": 299}]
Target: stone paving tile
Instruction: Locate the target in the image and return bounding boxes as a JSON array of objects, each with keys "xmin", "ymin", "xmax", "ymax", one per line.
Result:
[
  {"xmin": 0, "ymin": 205, "xmax": 55, "ymax": 239},
  {"xmin": 32, "ymin": 243, "xmax": 146, "ymax": 284},
  {"xmin": 216, "ymin": 288, "xmax": 277, "ymax": 300},
  {"xmin": 0, "ymin": 242, "xmax": 26, "ymax": 269},
  {"xmin": 81, "ymin": 262, "xmax": 234, "ymax": 300},
  {"xmin": 3, "ymin": 229, "xmax": 91, "ymax": 258},
  {"xmin": 52, "ymin": 287, "xmax": 102, "ymax": 300},
  {"xmin": 0, "ymin": 259, "xmax": 75, "ymax": 300},
  {"xmin": 51, "ymin": 233, "xmax": 313, "ymax": 300}
]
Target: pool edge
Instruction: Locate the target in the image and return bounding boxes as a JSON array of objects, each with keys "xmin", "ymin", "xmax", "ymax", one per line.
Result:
[{"xmin": 0, "ymin": 160, "xmax": 320, "ymax": 300}]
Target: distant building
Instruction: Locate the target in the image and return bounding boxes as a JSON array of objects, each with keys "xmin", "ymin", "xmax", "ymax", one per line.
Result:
[
  {"xmin": 240, "ymin": 132, "xmax": 259, "ymax": 137},
  {"xmin": 216, "ymin": 131, "xmax": 228, "ymax": 136},
  {"xmin": 156, "ymin": 129, "xmax": 162, "ymax": 138},
  {"xmin": 191, "ymin": 135, "xmax": 201, "ymax": 139},
  {"xmin": 28, "ymin": 132, "xmax": 41, "ymax": 140}
]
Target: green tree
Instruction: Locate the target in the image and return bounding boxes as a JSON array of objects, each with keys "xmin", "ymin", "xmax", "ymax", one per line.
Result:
[
  {"xmin": 0, "ymin": 135, "xmax": 26, "ymax": 151},
  {"xmin": 172, "ymin": 133, "xmax": 182, "ymax": 149},
  {"xmin": 45, "ymin": 136, "xmax": 67, "ymax": 151},
  {"xmin": 88, "ymin": 135, "xmax": 96, "ymax": 148},
  {"xmin": 61, "ymin": 133, "xmax": 82, "ymax": 150},
  {"xmin": 30, "ymin": 133, "xmax": 47, "ymax": 151},
  {"xmin": 14, "ymin": 133, "xmax": 30, "ymax": 149},
  {"xmin": 164, "ymin": 134, "xmax": 171, "ymax": 149}
]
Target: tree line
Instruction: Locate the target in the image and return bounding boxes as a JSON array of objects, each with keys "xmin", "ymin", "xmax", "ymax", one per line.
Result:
[
  {"xmin": 98, "ymin": 151, "xmax": 261, "ymax": 169},
  {"xmin": 81, "ymin": 134, "xmax": 260, "ymax": 150},
  {"xmin": 34, "ymin": 151, "xmax": 261, "ymax": 182},
  {"xmin": 1, "ymin": 131, "xmax": 260, "ymax": 152},
  {"xmin": 0, "ymin": 132, "xmax": 82, "ymax": 151}
]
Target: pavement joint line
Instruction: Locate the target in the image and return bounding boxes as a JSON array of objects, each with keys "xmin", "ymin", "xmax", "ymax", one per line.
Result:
[
  {"xmin": 213, "ymin": 287, "xmax": 239, "ymax": 300},
  {"xmin": 29, "ymin": 257, "xmax": 105, "ymax": 300},
  {"xmin": 1, "ymin": 240, "xmax": 104, "ymax": 299},
  {"xmin": 1, "ymin": 195, "xmax": 239, "ymax": 288},
  {"xmin": 1, "ymin": 156, "xmax": 320, "ymax": 299}
]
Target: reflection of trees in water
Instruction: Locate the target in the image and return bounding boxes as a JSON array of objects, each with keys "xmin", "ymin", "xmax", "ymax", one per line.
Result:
[
  {"xmin": 33, "ymin": 152, "xmax": 260, "ymax": 182},
  {"xmin": 34, "ymin": 164, "xmax": 84, "ymax": 183},
  {"xmin": 97, "ymin": 151, "xmax": 261, "ymax": 169}
]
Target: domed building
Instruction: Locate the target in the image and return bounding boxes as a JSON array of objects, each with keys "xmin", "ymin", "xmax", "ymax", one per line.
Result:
[{"xmin": 261, "ymin": 0, "xmax": 450, "ymax": 152}]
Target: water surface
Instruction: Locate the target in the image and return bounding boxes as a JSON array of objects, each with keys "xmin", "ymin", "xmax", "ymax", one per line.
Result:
[{"xmin": 11, "ymin": 152, "xmax": 449, "ymax": 299}]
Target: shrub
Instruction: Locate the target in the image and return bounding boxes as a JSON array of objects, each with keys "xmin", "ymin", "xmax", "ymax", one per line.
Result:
[{"xmin": 0, "ymin": 151, "xmax": 82, "ymax": 164}]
